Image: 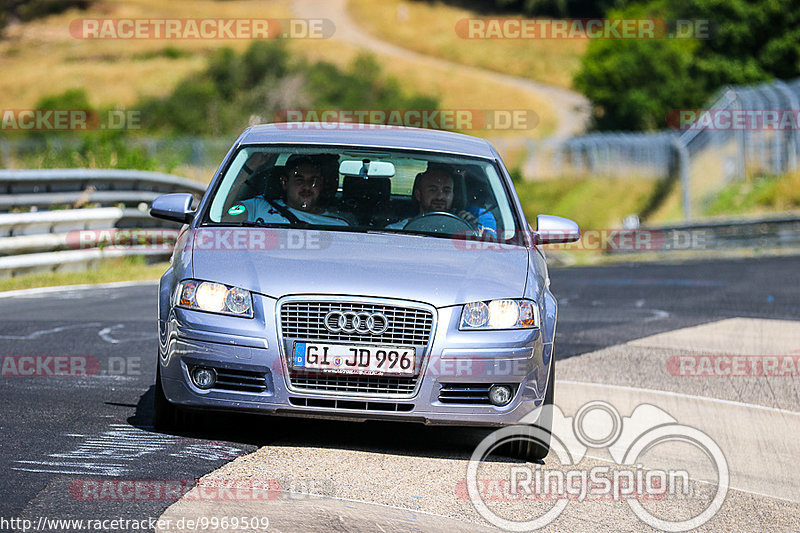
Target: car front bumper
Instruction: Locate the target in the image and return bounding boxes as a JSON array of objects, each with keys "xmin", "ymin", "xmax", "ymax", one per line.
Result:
[{"xmin": 159, "ymin": 302, "xmax": 552, "ymax": 428}]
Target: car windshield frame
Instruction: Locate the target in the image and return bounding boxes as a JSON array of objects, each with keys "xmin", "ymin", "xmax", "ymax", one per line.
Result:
[{"xmin": 197, "ymin": 143, "xmax": 526, "ymax": 244}]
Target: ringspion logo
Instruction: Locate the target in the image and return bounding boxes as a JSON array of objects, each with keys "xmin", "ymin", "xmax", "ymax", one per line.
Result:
[{"xmin": 467, "ymin": 401, "xmax": 728, "ymax": 531}]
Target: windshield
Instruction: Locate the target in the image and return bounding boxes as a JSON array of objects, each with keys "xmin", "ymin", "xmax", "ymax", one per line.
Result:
[{"xmin": 203, "ymin": 146, "xmax": 519, "ymax": 240}]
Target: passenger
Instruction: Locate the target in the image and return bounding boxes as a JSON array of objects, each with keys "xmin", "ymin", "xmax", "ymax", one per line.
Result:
[
  {"xmin": 386, "ymin": 165, "xmax": 496, "ymax": 235},
  {"xmin": 240, "ymin": 157, "xmax": 348, "ymax": 226}
]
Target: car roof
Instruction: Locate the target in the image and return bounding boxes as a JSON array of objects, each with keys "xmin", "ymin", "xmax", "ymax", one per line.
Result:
[{"xmin": 239, "ymin": 123, "xmax": 499, "ymax": 159}]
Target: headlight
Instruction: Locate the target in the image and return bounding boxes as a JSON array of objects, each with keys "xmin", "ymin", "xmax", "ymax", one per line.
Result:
[
  {"xmin": 175, "ymin": 280, "xmax": 253, "ymax": 318},
  {"xmin": 460, "ymin": 299, "xmax": 539, "ymax": 330}
]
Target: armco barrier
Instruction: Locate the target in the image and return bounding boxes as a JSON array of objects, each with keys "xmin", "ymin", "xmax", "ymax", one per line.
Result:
[
  {"xmin": 0, "ymin": 169, "xmax": 205, "ymax": 277},
  {"xmin": 605, "ymin": 215, "xmax": 800, "ymax": 254}
]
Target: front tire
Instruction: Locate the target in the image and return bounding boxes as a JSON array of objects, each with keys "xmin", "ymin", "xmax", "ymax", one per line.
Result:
[
  {"xmin": 153, "ymin": 364, "xmax": 185, "ymax": 431},
  {"xmin": 506, "ymin": 358, "xmax": 555, "ymax": 461}
]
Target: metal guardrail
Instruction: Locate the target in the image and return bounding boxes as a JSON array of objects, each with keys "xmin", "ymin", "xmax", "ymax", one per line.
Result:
[
  {"xmin": 604, "ymin": 215, "xmax": 800, "ymax": 254},
  {"xmin": 0, "ymin": 169, "xmax": 206, "ymax": 210},
  {"xmin": 0, "ymin": 169, "xmax": 205, "ymax": 277}
]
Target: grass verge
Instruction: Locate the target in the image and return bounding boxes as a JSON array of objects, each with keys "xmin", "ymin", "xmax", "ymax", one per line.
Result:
[
  {"xmin": 348, "ymin": 0, "xmax": 586, "ymax": 90},
  {"xmin": 0, "ymin": 256, "xmax": 168, "ymax": 292},
  {"xmin": 646, "ymin": 170, "xmax": 800, "ymax": 223},
  {"xmin": 514, "ymin": 176, "xmax": 658, "ymax": 229},
  {"xmin": 705, "ymin": 171, "xmax": 800, "ymax": 216}
]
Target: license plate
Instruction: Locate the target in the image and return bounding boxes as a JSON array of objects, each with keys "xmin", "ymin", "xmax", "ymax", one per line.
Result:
[{"xmin": 291, "ymin": 342, "xmax": 416, "ymax": 376}]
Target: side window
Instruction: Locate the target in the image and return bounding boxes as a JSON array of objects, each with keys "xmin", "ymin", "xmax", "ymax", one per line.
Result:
[{"xmin": 208, "ymin": 148, "xmax": 252, "ymax": 222}]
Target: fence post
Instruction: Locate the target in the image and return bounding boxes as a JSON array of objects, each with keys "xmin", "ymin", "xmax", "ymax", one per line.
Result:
[
  {"xmin": 671, "ymin": 136, "xmax": 691, "ymax": 220},
  {"xmin": 774, "ymin": 80, "xmax": 799, "ymax": 172},
  {"xmin": 0, "ymin": 138, "xmax": 9, "ymax": 169}
]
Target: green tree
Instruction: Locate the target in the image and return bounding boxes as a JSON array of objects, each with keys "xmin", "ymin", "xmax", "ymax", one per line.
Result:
[
  {"xmin": 673, "ymin": 0, "xmax": 800, "ymax": 88},
  {"xmin": 574, "ymin": 0, "xmax": 800, "ymax": 131},
  {"xmin": 137, "ymin": 42, "xmax": 440, "ymax": 135}
]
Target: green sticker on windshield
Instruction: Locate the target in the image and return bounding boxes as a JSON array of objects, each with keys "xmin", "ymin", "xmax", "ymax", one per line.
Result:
[{"xmin": 228, "ymin": 204, "xmax": 246, "ymax": 216}]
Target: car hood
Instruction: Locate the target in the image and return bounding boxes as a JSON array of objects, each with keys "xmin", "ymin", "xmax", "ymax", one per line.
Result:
[{"xmin": 190, "ymin": 228, "xmax": 529, "ymax": 308}]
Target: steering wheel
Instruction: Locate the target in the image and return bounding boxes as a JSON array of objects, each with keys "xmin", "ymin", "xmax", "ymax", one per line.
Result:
[{"xmin": 402, "ymin": 211, "xmax": 478, "ymax": 233}]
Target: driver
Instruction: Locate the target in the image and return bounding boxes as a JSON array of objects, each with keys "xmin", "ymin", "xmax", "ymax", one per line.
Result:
[
  {"xmin": 386, "ymin": 165, "xmax": 495, "ymax": 235},
  {"xmin": 239, "ymin": 157, "xmax": 348, "ymax": 226}
]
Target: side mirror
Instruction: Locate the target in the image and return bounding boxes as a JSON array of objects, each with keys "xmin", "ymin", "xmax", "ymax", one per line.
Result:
[
  {"xmin": 535, "ymin": 214, "xmax": 580, "ymax": 244},
  {"xmin": 150, "ymin": 193, "xmax": 194, "ymax": 224}
]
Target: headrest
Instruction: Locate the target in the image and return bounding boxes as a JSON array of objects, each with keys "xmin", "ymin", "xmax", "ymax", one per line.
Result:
[
  {"xmin": 262, "ymin": 166, "xmax": 285, "ymax": 200},
  {"xmin": 342, "ymin": 176, "xmax": 391, "ymax": 202}
]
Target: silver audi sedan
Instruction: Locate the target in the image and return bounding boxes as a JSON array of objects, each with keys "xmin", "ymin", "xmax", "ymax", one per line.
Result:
[{"xmin": 150, "ymin": 123, "xmax": 579, "ymax": 459}]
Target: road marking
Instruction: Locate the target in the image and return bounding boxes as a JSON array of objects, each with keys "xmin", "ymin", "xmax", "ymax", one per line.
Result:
[
  {"xmin": 0, "ymin": 280, "xmax": 157, "ymax": 299},
  {"xmin": 98, "ymin": 323, "xmax": 157, "ymax": 344},
  {"xmin": 13, "ymin": 461, "xmax": 128, "ymax": 476},
  {"xmin": 556, "ymin": 379, "xmax": 800, "ymax": 503},
  {"xmin": 13, "ymin": 424, "xmax": 246, "ymax": 477},
  {"xmin": 98, "ymin": 324, "xmax": 124, "ymax": 344},
  {"xmin": 559, "ymin": 379, "xmax": 800, "ymax": 416},
  {"xmin": 0, "ymin": 322, "xmax": 102, "ymax": 340},
  {"xmin": 577, "ymin": 448, "xmax": 800, "ymax": 505}
]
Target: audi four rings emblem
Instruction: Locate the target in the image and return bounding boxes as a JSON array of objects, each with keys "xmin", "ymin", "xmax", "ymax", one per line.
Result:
[{"xmin": 324, "ymin": 311, "xmax": 389, "ymax": 335}]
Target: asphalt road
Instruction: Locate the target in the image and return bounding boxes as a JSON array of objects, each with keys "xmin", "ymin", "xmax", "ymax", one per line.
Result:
[
  {"xmin": 551, "ymin": 255, "xmax": 799, "ymax": 358},
  {"xmin": 0, "ymin": 255, "xmax": 797, "ymax": 531}
]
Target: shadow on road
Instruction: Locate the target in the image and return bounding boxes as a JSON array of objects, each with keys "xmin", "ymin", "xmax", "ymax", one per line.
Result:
[{"xmin": 127, "ymin": 385, "xmax": 508, "ymax": 463}]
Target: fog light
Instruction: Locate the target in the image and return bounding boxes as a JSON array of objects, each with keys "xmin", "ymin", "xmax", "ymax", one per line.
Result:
[
  {"xmin": 488, "ymin": 384, "xmax": 513, "ymax": 406},
  {"xmin": 192, "ymin": 367, "xmax": 217, "ymax": 389}
]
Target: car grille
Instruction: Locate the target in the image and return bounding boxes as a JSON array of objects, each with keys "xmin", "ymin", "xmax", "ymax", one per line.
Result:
[
  {"xmin": 290, "ymin": 374, "xmax": 417, "ymax": 395},
  {"xmin": 289, "ymin": 397, "xmax": 414, "ymax": 412},
  {"xmin": 280, "ymin": 299, "xmax": 434, "ymax": 397},
  {"xmin": 280, "ymin": 301, "xmax": 433, "ymax": 345}
]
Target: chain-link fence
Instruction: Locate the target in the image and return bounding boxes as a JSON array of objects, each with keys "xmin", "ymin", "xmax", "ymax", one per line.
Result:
[{"xmin": 522, "ymin": 76, "xmax": 800, "ymax": 220}]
